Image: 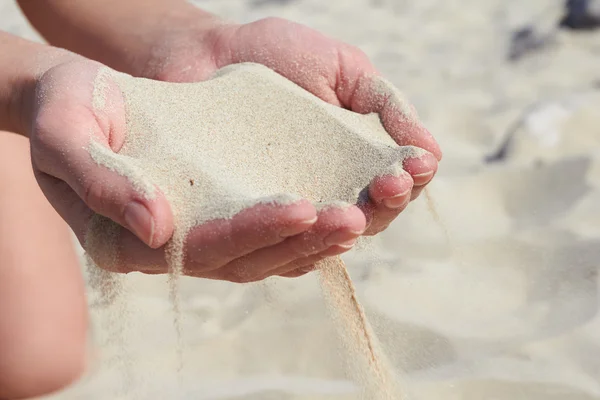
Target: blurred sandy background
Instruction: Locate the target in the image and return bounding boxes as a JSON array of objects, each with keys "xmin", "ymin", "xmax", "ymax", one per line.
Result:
[{"xmin": 3, "ymin": 0, "xmax": 600, "ymax": 399}]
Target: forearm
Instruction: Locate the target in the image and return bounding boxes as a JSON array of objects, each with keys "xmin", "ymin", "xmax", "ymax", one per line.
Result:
[
  {"xmin": 0, "ymin": 31, "xmax": 79, "ymax": 135},
  {"xmin": 17, "ymin": 0, "xmax": 219, "ymax": 77}
]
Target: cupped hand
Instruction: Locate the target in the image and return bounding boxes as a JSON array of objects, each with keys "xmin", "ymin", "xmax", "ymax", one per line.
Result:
[
  {"xmin": 145, "ymin": 16, "xmax": 442, "ymax": 238},
  {"xmin": 28, "ymin": 60, "xmax": 366, "ymax": 282},
  {"xmin": 31, "ymin": 17, "xmax": 442, "ymax": 282}
]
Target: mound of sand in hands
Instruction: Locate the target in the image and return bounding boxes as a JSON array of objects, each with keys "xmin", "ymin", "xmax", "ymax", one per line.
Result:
[
  {"xmin": 85, "ymin": 62, "xmax": 428, "ymax": 399},
  {"xmin": 85, "ymin": 62, "xmax": 426, "ymax": 273}
]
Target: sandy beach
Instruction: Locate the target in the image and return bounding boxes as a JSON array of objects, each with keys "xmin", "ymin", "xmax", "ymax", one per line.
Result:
[{"xmin": 3, "ymin": 0, "xmax": 600, "ymax": 399}]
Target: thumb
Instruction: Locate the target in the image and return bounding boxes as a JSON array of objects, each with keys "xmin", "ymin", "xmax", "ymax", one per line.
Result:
[
  {"xmin": 30, "ymin": 62, "xmax": 174, "ymax": 248},
  {"xmin": 334, "ymin": 47, "xmax": 442, "ymax": 161},
  {"xmin": 85, "ymin": 139, "xmax": 174, "ymax": 249},
  {"xmin": 33, "ymin": 122, "xmax": 174, "ymax": 249}
]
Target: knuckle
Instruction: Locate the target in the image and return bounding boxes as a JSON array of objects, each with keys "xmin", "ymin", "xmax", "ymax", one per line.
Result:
[{"xmin": 82, "ymin": 178, "xmax": 108, "ymax": 214}]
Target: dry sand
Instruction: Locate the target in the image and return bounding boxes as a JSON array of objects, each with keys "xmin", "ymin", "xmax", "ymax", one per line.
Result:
[
  {"xmin": 3, "ymin": 0, "xmax": 600, "ymax": 399},
  {"xmin": 85, "ymin": 61, "xmax": 421, "ymax": 399},
  {"xmin": 85, "ymin": 61, "xmax": 424, "ymax": 269}
]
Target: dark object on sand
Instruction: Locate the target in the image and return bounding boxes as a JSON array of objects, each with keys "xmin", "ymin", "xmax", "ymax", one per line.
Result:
[
  {"xmin": 560, "ymin": 0, "xmax": 600, "ymax": 30},
  {"xmin": 508, "ymin": 26, "xmax": 553, "ymax": 62},
  {"xmin": 485, "ymin": 102, "xmax": 544, "ymax": 164}
]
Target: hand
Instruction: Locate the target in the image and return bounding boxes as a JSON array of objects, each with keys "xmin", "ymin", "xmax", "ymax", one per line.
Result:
[
  {"xmin": 144, "ymin": 16, "xmax": 442, "ymax": 238},
  {"xmin": 128, "ymin": 15, "xmax": 442, "ymax": 281},
  {"xmin": 26, "ymin": 59, "xmax": 364, "ymax": 282},
  {"xmin": 17, "ymin": 2, "xmax": 441, "ymax": 281},
  {"xmin": 26, "ymin": 59, "xmax": 174, "ymax": 252},
  {"xmin": 28, "ymin": 18, "xmax": 442, "ymax": 283}
]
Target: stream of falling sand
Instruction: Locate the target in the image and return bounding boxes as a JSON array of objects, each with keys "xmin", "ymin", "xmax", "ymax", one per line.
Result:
[
  {"xmin": 424, "ymin": 188, "xmax": 450, "ymax": 246},
  {"xmin": 164, "ymin": 189, "xmax": 448, "ymax": 397},
  {"xmin": 317, "ymin": 256, "xmax": 402, "ymax": 399}
]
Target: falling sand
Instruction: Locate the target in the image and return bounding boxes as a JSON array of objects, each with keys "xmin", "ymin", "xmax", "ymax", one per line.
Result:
[
  {"xmin": 318, "ymin": 256, "xmax": 401, "ymax": 399},
  {"xmin": 85, "ymin": 62, "xmax": 429, "ymax": 399}
]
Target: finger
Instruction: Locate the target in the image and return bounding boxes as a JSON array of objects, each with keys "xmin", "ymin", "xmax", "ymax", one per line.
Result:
[
  {"xmin": 350, "ymin": 75, "xmax": 441, "ymax": 160},
  {"xmin": 269, "ymin": 244, "xmax": 353, "ymax": 278},
  {"xmin": 362, "ymin": 151, "xmax": 438, "ymax": 235},
  {"xmin": 363, "ymin": 199, "xmax": 409, "ymax": 236},
  {"xmin": 85, "ymin": 217, "xmax": 165, "ymax": 274},
  {"xmin": 31, "ymin": 64, "xmax": 173, "ymax": 248},
  {"xmin": 35, "ymin": 131, "xmax": 173, "ymax": 249},
  {"xmin": 368, "ymin": 170, "xmax": 413, "ymax": 207},
  {"xmin": 402, "ymin": 152, "xmax": 438, "ymax": 187},
  {"xmin": 363, "ymin": 173, "xmax": 412, "ymax": 236},
  {"xmin": 194, "ymin": 204, "xmax": 366, "ymax": 283},
  {"xmin": 331, "ymin": 49, "xmax": 441, "ymax": 160},
  {"xmin": 185, "ymin": 199, "xmax": 317, "ymax": 273},
  {"xmin": 34, "ymin": 174, "xmax": 164, "ymax": 274},
  {"xmin": 98, "ymin": 199, "xmax": 319, "ymax": 275}
]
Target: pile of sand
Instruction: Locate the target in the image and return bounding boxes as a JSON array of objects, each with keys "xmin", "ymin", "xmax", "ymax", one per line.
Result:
[
  {"xmin": 86, "ymin": 62, "xmax": 424, "ymax": 271},
  {"xmin": 85, "ymin": 62, "xmax": 427, "ymax": 399}
]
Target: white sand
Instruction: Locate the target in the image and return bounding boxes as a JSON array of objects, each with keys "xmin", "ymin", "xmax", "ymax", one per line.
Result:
[
  {"xmin": 85, "ymin": 61, "xmax": 420, "ymax": 399},
  {"xmin": 3, "ymin": 0, "xmax": 600, "ymax": 399},
  {"xmin": 85, "ymin": 61, "xmax": 423, "ymax": 270}
]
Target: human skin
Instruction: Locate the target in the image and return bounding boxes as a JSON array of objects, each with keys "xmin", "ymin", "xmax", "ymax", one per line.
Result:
[
  {"xmin": 0, "ymin": 1, "xmax": 442, "ymax": 397},
  {"xmin": 16, "ymin": 0, "xmax": 442, "ymax": 280},
  {"xmin": 0, "ymin": 32, "xmax": 90, "ymax": 399},
  {"xmin": 0, "ymin": 131, "xmax": 88, "ymax": 398}
]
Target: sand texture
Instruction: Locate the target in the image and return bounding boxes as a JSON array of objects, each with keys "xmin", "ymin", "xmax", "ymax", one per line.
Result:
[
  {"xmin": 3, "ymin": 0, "xmax": 600, "ymax": 399},
  {"xmin": 84, "ymin": 61, "xmax": 417, "ymax": 399},
  {"xmin": 85, "ymin": 61, "xmax": 423, "ymax": 270}
]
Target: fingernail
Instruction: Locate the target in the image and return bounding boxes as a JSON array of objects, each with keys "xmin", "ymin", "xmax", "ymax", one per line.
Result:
[
  {"xmin": 324, "ymin": 229, "xmax": 362, "ymax": 246},
  {"xmin": 280, "ymin": 216, "xmax": 318, "ymax": 238},
  {"xmin": 336, "ymin": 238, "xmax": 357, "ymax": 249},
  {"xmin": 412, "ymin": 170, "xmax": 434, "ymax": 186},
  {"xmin": 382, "ymin": 190, "xmax": 411, "ymax": 209},
  {"xmin": 124, "ymin": 201, "xmax": 155, "ymax": 246}
]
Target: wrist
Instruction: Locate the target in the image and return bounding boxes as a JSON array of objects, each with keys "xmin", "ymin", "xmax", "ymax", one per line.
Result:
[{"xmin": 19, "ymin": 0, "xmax": 226, "ymax": 80}]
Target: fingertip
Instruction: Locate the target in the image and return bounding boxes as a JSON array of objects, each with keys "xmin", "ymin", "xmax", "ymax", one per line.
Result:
[
  {"xmin": 246, "ymin": 198, "xmax": 318, "ymax": 238},
  {"xmin": 279, "ymin": 199, "xmax": 318, "ymax": 235},
  {"xmin": 347, "ymin": 205, "xmax": 368, "ymax": 233},
  {"xmin": 402, "ymin": 152, "xmax": 438, "ymax": 186},
  {"xmin": 280, "ymin": 214, "xmax": 318, "ymax": 238},
  {"xmin": 317, "ymin": 203, "xmax": 367, "ymax": 236},
  {"xmin": 411, "ymin": 126, "xmax": 442, "ymax": 162},
  {"xmin": 368, "ymin": 172, "xmax": 413, "ymax": 203},
  {"xmin": 364, "ymin": 80, "xmax": 441, "ymax": 161}
]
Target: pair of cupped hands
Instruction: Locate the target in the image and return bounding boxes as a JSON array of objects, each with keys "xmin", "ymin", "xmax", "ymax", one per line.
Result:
[{"xmin": 29, "ymin": 17, "xmax": 441, "ymax": 283}]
